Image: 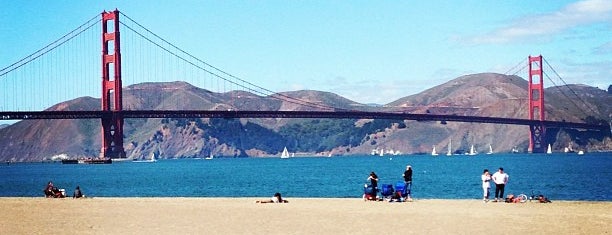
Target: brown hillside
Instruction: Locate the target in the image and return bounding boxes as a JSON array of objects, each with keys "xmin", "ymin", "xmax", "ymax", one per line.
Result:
[{"xmin": 0, "ymin": 75, "xmax": 609, "ymax": 162}]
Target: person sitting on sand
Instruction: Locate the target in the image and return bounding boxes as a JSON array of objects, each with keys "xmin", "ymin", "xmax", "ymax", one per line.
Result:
[
  {"xmin": 256, "ymin": 192, "xmax": 289, "ymax": 203},
  {"xmin": 73, "ymin": 186, "xmax": 84, "ymax": 199},
  {"xmin": 44, "ymin": 181, "xmax": 54, "ymax": 198},
  {"xmin": 388, "ymin": 191, "xmax": 404, "ymax": 202}
]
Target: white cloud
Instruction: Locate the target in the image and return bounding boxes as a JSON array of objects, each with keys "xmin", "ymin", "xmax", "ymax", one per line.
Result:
[{"xmin": 466, "ymin": 0, "xmax": 612, "ymax": 44}]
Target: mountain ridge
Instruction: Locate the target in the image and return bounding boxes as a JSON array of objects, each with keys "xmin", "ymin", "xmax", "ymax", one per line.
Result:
[{"xmin": 0, "ymin": 73, "xmax": 609, "ymax": 162}]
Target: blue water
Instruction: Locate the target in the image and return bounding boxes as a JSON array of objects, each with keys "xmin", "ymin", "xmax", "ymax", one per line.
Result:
[{"xmin": 1, "ymin": 153, "xmax": 610, "ymax": 201}]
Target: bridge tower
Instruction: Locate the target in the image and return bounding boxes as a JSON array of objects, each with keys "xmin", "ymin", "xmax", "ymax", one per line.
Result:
[
  {"xmin": 100, "ymin": 10, "xmax": 125, "ymax": 159},
  {"xmin": 528, "ymin": 55, "xmax": 546, "ymax": 153}
]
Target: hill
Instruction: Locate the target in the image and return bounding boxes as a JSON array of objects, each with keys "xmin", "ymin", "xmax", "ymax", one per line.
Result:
[{"xmin": 0, "ymin": 74, "xmax": 609, "ymax": 161}]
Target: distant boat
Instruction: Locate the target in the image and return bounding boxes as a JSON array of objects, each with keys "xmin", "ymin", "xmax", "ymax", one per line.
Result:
[
  {"xmin": 205, "ymin": 153, "xmax": 214, "ymax": 160},
  {"xmin": 133, "ymin": 153, "xmax": 157, "ymax": 163},
  {"xmin": 446, "ymin": 140, "xmax": 452, "ymax": 156},
  {"xmin": 431, "ymin": 145, "xmax": 439, "ymax": 156},
  {"xmin": 511, "ymin": 146, "xmax": 519, "ymax": 154},
  {"xmin": 546, "ymin": 144, "xmax": 552, "ymax": 154},
  {"xmin": 111, "ymin": 158, "xmax": 132, "ymax": 163},
  {"xmin": 281, "ymin": 147, "xmax": 290, "ymax": 159},
  {"xmin": 564, "ymin": 143, "xmax": 575, "ymax": 153},
  {"xmin": 468, "ymin": 145, "xmax": 477, "ymax": 156},
  {"xmin": 379, "ymin": 148, "xmax": 384, "ymax": 157},
  {"xmin": 577, "ymin": 150, "xmax": 584, "ymax": 155},
  {"xmin": 486, "ymin": 145, "xmax": 493, "ymax": 155},
  {"xmin": 62, "ymin": 158, "xmax": 112, "ymax": 164}
]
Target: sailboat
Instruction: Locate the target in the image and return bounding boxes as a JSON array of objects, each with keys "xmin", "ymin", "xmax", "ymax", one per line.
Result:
[
  {"xmin": 486, "ymin": 145, "xmax": 493, "ymax": 155},
  {"xmin": 205, "ymin": 152, "xmax": 214, "ymax": 160},
  {"xmin": 564, "ymin": 143, "xmax": 575, "ymax": 153},
  {"xmin": 546, "ymin": 144, "xmax": 552, "ymax": 154},
  {"xmin": 468, "ymin": 145, "xmax": 477, "ymax": 156},
  {"xmin": 446, "ymin": 140, "xmax": 452, "ymax": 156},
  {"xmin": 431, "ymin": 145, "xmax": 439, "ymax": 156},
  {"xmin": 133, "ymin": 152, "xmax": 157, "ymax": 163},
  {"xmin": 281, "ymin": 147, "xmax": 290, "ymax": 159}
]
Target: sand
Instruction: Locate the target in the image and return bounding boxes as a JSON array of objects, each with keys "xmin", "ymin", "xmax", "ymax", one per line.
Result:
[{"xmin": 1, "ymin": 197, "xmax": 610, "ymax": 234}]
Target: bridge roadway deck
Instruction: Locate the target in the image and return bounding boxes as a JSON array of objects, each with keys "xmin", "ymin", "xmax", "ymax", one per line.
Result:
[{"xmin": 0, "ymin": 110, "xmax": 607, "ymax": 130}]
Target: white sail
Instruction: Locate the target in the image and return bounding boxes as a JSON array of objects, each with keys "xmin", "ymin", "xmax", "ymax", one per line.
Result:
[
  {"xmin": 379, "ymin": 148, "xmax": 384, "ymax": 157},
  {"xmin": 205, "ymin": 152, "xmax": 214, "ymax": 160},
  {"xmin": 431, "ymin": 145, "xmax": 439, "ymax": 156},
  {"xmin": 486, "ymin": 145, "xmax": 493, "ymax": 155},
  {"xmin": 546, "ymin": 144, "xmax": 552, "ymax": 154},
  {"xmin": 446, "ymin": 140, "xmax": 452, "ymax": 156},
  {"xmin": 281, "ymin": 147, "xmax": 290, "ymax": 159},
  {"xmin": 133, "ymin": 152, "xmax": 157, "ymax": 163},
  {"xmin": 468, "ymin": 145, "xmax": 477, "ymax": 156}
]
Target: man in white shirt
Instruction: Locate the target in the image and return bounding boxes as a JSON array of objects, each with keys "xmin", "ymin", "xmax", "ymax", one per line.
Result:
[{"xmin": 492, "ymin": 167, "xmax": 509, "ymax": 202}]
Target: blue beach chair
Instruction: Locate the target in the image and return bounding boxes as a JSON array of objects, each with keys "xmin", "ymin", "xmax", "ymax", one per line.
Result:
[
  {"xmin": 395, "ymin": 181, "xmax": 408, "ymax": 199},
  {"xmin": 380, "ymin": 184, "xmax": 394, "ymax": 199}
]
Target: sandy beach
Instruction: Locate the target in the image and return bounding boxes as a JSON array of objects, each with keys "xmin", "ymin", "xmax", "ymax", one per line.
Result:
[{"xmin": 1, "ymin": 197, "xmax": 610, "ymax": 234}]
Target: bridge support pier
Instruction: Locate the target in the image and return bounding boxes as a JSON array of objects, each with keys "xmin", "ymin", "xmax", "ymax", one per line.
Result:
[
  {"xmin": 101, "ymin": 112, "xmax": 125, "ymax": 158},
  {"xmin": 100, "ymin": 9, "xmax": 125, "ymax": 159},
  {"xmin": 528, "ymin": 55, "xmax": 546, "ymax": 153},
  {"xmin": 529, "ymin": 124, "xmax": 546, "ymax": 153}
]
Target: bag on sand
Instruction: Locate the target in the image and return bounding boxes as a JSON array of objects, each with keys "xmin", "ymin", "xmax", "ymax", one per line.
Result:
[{"xmin": 538, "ymin": 195, "xmax": 552, "ymax": 203}]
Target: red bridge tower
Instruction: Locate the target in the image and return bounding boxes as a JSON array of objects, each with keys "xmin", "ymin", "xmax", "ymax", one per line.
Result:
[
  {"xmin": 528, "ymin": 55, "xmax": 546, "ymax": 153},
  {"xmin": 100, "ymin": 10, "xmax": 125, "ymax": 159}
]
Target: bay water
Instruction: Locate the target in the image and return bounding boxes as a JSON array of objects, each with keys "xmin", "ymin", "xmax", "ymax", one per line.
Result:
[{"xmin": 1, "ymin": 153, "xmax": 610, "ymax": 201}]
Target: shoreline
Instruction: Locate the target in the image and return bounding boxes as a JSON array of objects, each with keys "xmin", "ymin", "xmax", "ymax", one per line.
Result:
[
  {"xmin": 2, "ymin": 196, "xmax": 612, "ymax": 202},
  {"xmin": 1, "ymin": 197, "xmax": 610, "ymax": 234}
]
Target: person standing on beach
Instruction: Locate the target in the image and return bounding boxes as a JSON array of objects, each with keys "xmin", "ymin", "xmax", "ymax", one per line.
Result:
[
  {"xmin": 492, "ymin": 167, "xmax": 509, "ymax": 202},
  {"xmin": 403, "ymin": 165, "xmax": 413, "ymax": 201},
  {"xmin": 481, "ymin": 169, "xmax": 491, "ymax": 202},
  {"xmin": 367, "ymin": 172, "xmax": 379, "ymax": 199}
]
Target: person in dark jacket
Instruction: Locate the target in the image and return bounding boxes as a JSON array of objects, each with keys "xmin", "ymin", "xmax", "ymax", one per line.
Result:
[
  {"xmin": 403, "ymin": 165, "xmax": 413, "ymax": 201},
  {"xmin": 73, "ymin": 186, "xmax": 84, "ymax": 198}
]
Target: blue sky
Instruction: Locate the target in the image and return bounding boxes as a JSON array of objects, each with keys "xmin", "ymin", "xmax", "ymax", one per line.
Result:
[{"xmin": 1, "ymin": 0, "xmax": 611, "ymax": 104}]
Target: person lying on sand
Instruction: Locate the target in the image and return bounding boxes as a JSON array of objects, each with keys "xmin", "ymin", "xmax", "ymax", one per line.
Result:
[{"xmin": 256, "ymin": 192, "xmax": 289, "ymax": 203}]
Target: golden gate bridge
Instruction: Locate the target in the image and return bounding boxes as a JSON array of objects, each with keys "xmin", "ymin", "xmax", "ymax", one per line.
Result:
[{"xmin": 0, "ymin": 10, "xmax": 608, "ymax": 158}]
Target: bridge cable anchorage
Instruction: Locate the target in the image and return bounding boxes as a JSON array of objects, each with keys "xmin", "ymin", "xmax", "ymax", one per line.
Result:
[
  {"xmin": 0, "ymin": 14, "xmax": 99, "ymax": 77},
  {"xmin": 542, "ymin": 58, "xmax": 598, "ymax": 115},
  {"xmin": 118, "ymin": 12, "xmax": 348, "ymax": 112}
]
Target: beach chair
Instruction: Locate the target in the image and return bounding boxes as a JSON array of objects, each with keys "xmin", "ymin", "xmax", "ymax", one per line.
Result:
[
  {"xmin": 380, "ymin": 184, "xmax": 394, "ymax": 200},
  {"xmin": 363, "ymin": 184, "xmax": 378, "ymax": 201},
  {"xmin": 395, "ymin": 181, "xmax": 408, "ymax": 199}
]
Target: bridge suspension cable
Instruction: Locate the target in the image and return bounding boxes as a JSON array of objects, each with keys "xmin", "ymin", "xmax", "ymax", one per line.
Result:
[
  {"xmin": 0, "ymin": 14, "xmax": 99, "ymax": 77},
  {"xmin": 1, "ymin": 14, "xmax": 101, "ymax": 112},
  {"xmin": 118, "ymin": 12, "xmax": 345, "ymax": 112},
  {"xmin": 542, "ymin": 58, "xmax": 598, "ymax": 116},
  {"xmin": 504, "ymin": 57, "xmax": 528, "ymax": 76}
]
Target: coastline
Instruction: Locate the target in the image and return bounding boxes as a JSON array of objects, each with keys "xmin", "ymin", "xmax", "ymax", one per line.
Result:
[{"xmin": 1, "ymin": 197, "xmax": 610, "ymax": 234}]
